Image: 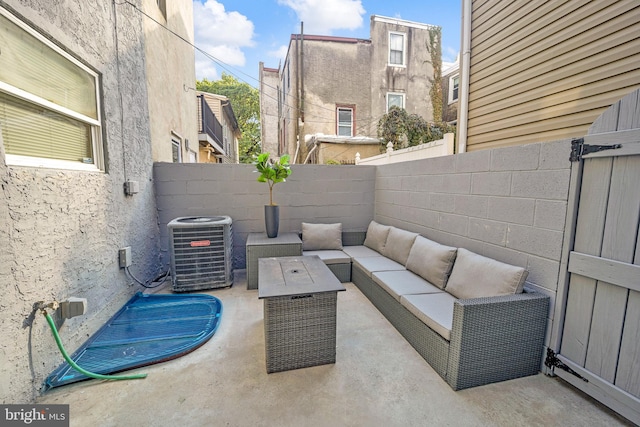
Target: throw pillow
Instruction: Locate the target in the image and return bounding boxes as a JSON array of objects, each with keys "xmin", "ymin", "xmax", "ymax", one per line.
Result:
[
  {"xmin": 445, "ymin": 248, "xmax": 528, "ymax": 299},
  {"xmin": 301, "ymin": 222, "xmax": 343, "ymax": 250},
  {"xmin": 383, "ymin": 227, "xmax": 419, "ymax": 266},
  {"xmin": 363, "ymin": 221, "xmax": 391, "ymax": 254},
  {"xmin": 405, "ymin": 236, "xmax": 457, "ymax": 289}
]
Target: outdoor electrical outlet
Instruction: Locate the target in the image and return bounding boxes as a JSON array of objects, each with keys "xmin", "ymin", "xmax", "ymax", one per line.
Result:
[
  {"xmin": 119, "ymin": 247, "xmax": 132, "ymax": 268},
  {"xmin": 60, "ymin": 297, "xmax": 87, "ymax": 319}
]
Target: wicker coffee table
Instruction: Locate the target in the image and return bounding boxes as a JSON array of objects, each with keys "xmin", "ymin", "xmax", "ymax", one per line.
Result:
[{"xmin": 258, "ymin": 255, "xmax": 346, "ymax": 373}]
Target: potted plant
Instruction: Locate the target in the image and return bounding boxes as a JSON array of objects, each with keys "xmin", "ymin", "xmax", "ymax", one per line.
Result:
[{"xmin": 254, "ymin": 152, "xmax": 292, "ymax": 238}]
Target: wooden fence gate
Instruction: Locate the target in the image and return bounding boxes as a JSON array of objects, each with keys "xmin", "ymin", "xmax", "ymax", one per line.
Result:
[{"xmin": 550, "ymin": 89, "xmax": 640, "ymax": 424}]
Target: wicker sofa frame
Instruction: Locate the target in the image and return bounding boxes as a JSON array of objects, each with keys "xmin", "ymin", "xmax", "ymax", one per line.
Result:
[
  {"xmin": 352, "ymin": 263, "xmax": 549, "ymax": 390},
  {"xmin": 300, "ymin": 228, "xmax": 549, "ymax": 389}
]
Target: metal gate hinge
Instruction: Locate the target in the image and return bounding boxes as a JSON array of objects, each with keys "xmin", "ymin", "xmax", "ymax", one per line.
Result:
[
  {"xmin": 570, "ymin": 137, "xmax": 622, "ymax": 162},
  {"xmin": 545, "ymin": 349, "xmax": 588, "ymax": 382}
]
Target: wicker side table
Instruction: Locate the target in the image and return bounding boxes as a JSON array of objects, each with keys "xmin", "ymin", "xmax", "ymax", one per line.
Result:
[
  {"xmin": 245, "ymin": 232, "xmax": 302, "ymax": 290},
  {"xmin": 258, "ymin": 256, "xmax": 345, "ymax": 373}
]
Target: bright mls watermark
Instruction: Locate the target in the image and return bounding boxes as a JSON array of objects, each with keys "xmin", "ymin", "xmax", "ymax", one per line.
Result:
[{"xmin": 1, "ymin": 405, "xmax": 69, "ymax": 426}]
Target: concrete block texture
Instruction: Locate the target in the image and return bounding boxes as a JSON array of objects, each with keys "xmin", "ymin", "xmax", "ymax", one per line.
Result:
[
  {"xmin": 539, "ymin": 139, "xmax": 572, "ymax": 170},
  {"xmin": 506, "ymin": 225, "xmax": 564, "ymax": 260},
  {"xmin": 454, "ymin": 195, "xmax": 489, "ymax": 218},
  {"xmin": 375, "ymin": 140, "xmax": 572, "ymax": 309},
  {"xmin": 491, "ymin": 143, "xmax": 540, "ymax": 171},
  {"xmin": 534, "ymin": 200, "xmax": 568, "ymax": 231},
  {"xmin": 455, "ymin": 150, "xmax": 491, "ymax": 173},
  {"xmin": 154, "ymin": 163, "xmax": 376, "ymax": 269},
  {"xmin": 469, "ymin": 218, "xmax": 507, "ymax": 246},
  {"xmin": 487, "ymin": 197, "xmax": 536, "ymax": 225},
  {"xmin": 471, "ymin": 172, "xmax": 512, "ymax": 196},
  {"xmin": 511, "ymin": 170, "xmax": 571, "ymax": 200}
]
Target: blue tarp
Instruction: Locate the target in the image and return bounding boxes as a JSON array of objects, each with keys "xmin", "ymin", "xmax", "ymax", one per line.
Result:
[{"xmin": 44, "ymin": 292, "xmax": 222, "ymax": 391}]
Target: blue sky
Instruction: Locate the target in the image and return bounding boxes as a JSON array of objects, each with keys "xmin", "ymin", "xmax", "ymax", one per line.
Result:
[{"xmin": 193, "ymin": 0, "xmax": 461, "ymax": 88}]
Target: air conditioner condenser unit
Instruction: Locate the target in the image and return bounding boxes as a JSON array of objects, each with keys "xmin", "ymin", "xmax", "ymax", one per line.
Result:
[{"xmin": 168, "ymin": 216, "xmax": 233, "ymax": 292}]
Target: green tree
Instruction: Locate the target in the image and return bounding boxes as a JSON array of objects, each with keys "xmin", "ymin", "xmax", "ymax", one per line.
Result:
[
  {"xmin": 196, "ymin": 73, "xmax": 261, "ymax": 163},
  {"xmin": 377, "ymin": 106, "xmax": 455, "ymax": 151},
  {"xmin": 376, "ymin": 106, "xmax": 409, "ymax": 151}
]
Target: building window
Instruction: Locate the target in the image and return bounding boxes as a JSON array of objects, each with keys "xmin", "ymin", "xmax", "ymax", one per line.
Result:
[
  {"xmin": 389, "ymin": 32, "xmax": 406, "ymax": 66},
  {"xmin": 449, "ymin": 75, "xmax": 459, "ymax": 103},
  {"xmin": 0, "ymin": 8, "xmax": 103, "ymax": 171},
  {"xmin": 387, "ymin": 93, "xmax": 405, "ymax": 111},
  {"xmin": 171, "ymin": 138, "xmax": 182, "ymax": 163},
  {"xmin": 337, "ymin": 107, "xmax": 354, "ymax": 137}
]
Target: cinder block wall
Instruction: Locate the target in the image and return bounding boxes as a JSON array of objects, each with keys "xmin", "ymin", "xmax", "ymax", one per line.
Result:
[
  {"xmin": 154, "ymin": 163, "xmax": 376, "ymax": 268},
  {"xmin": 374, "ymin": 140, "xmax": 573, "ymax": 344}
]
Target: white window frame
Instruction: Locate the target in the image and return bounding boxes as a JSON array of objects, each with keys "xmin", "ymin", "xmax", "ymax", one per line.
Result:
[
  {"xmin": 386, "ymin": 92, "xmax": 405, "ymax": 111},
  {"xmin": 448, "ymin": 74, "xmax": 460, "ymax": 104},
  {"xmin": 0, "ymin": 7, "xmax": 103, "ymax": 172},
  {"xmin": 171, "ymin": 136, "xmax": 182, "ymax": 163},
  {"xmin": 388, "ymin": 31, "xmax": 407, "ymax": 67},
  {"xmin": 337, "ymin": 107, "xmax": 354, "ymax": 137}
]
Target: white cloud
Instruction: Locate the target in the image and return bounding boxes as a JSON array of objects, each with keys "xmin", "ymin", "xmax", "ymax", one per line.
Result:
[
  {"xmin": 193, "ymin": 0, "xmax": 255, "ymax": 79},
  {"xmin": 443, "ymin": 46, "xmax": 459, "ymax": 65},
  {"xmin": 277, "ymin": 0, "xmax": 366, "ymax": 34},
  {"xmin": 268, "ymin": 45, "xmax": 289, "ymax": 65}
]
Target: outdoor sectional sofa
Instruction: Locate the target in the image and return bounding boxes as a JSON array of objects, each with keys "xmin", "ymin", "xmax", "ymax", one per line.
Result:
[{"xmin": 301, "ymin": 221, "xmax": 550, "ymax": 390}]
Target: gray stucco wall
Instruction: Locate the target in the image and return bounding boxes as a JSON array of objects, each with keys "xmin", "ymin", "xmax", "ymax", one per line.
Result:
[
  {"xmin": 0, "ymin": 1, "xmax": 161, "ymax": 403},
  {"xmin": 154, "ymin": 163, "xmax": 377, "ymax": 269},
  {"xmin": 374, "ymin": 140, "xmax": 573, "ymax": 345}
]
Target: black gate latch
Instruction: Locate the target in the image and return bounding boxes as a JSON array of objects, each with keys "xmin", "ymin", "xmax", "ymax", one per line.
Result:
[
  {"xmin": 570, "ymin": 137, "xmax": 622, "ymax": 162},
  {"xmin": 545, "ymin": 348, "xmax": 588, "ymax": 382}
]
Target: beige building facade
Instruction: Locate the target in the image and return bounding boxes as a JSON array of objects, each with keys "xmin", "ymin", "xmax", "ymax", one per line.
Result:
[
  {"xmin": 260, "ymin": 15, "xmax": 439, "ymax": 164},
  {"xmin": 457, "ymin": 0, "xmax": 640, "ymax": 152},
  {"xmin": 143, "ymin": 0, "xmax": 199, "ymax": 163},
  {"xmin": 259, "ymin": 62, "xmax": 280, "ymax": 156}
]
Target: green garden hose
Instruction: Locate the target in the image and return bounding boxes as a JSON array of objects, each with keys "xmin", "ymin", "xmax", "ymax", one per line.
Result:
[{"xmin": 43, "ymin": 311, "xmax": 147, "ymax": 381}]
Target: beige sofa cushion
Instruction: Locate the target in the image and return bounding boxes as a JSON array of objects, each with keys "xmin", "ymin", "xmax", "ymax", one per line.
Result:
[
  {"xmin": 405, "ymin": 236, "xmax": 457, "ymax": 289},
  {"xmin": 302, "ymin": 250, "xmax": 350, "ymax": 265},
  {"xmin": 352, "ymin": 256, "xmax": 405, "ymax": 278},
  {"xmin": 372, "ymin": 270, "xmax": 444, "ymax": 302},
  {"xmin": 383, "ymin": 227, "xmax": 419, "ymax": 266},
  {"xmin": 301, "ymin": 222, "xmax": 342, "ymax": 250},
  {"xmin": 400, "ymin": 293, "xmax": 456, "ymax": 341},
  {"xmin": 446, "ymin": 248, "xmax": 528, "ymax": 299},
  {"xmin": 363, "ymin": 221, "xmax": 391, "ymax": 254},
  {"xmin": 341, "ymin": 245, "xmax": 379, "ymax": 258}
]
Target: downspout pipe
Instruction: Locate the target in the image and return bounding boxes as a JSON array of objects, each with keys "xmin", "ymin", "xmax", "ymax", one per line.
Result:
[{"xmin": 457, "ymin": 0, "xmax": 472, "ymax": 153}]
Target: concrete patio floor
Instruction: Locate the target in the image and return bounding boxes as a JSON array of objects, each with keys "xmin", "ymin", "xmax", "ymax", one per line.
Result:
[{"xmin": 38, "ymin": 271, "xmax": 633, "ymax": 427}]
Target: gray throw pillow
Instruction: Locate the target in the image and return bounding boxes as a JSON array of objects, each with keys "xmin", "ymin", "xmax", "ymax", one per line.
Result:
[
  {"xmin": 363, "ymin": 221, "xmax": 391, "ymax": 254},
  {"xmin": 405, "ymin": 236, "xmax": 457, "ymax": 289},
  {"xmin": 383, "ymin": 227, "xmax": 418, "ymax": 266},
  {"xmin": 446, "ymin": 248, "xmax": 528, "ymax": 299},
  {"xmin": 301, "ymin": 222, "xmax": 343, "ymax": 250}
]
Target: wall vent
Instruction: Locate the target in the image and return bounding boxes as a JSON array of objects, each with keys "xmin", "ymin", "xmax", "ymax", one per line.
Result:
[{"xmin": 168, "ymin": 216, "xmax": 233, "ymax": 292}]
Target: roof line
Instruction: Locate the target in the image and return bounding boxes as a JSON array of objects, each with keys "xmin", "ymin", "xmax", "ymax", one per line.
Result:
[{"xmin": 290, "ymin": 34, "xmax": 371, "ymax": 44}]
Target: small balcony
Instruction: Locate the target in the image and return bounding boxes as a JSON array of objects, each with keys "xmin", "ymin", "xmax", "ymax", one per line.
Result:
[{"xmin": 197, "ymin": 94, "xmax": 225, "ymax": 156}]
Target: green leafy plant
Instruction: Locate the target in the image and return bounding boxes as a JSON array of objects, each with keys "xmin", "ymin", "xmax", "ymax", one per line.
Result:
[
  {"xmin": 254, "ymin": 153, "xmax": 292, "ymax": 205},
  {"xmin": 377, "ymin": 106, "xmax": 456, "ymax": 151}
]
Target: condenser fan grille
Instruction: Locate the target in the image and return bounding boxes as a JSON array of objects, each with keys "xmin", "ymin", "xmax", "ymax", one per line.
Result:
[{"xmin": 168, "ymin": 216, "xmax": 233, "ymax": 291}]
